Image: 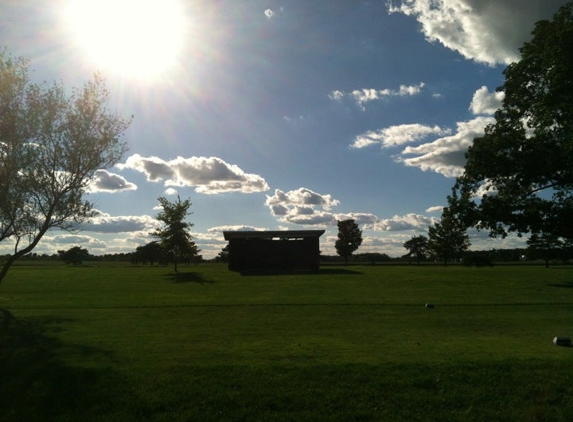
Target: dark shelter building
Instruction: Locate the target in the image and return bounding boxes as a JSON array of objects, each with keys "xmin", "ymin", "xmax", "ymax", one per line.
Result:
[{"xmin": 223, "ymin": 230, "xmax": 325, "ymax": 272}]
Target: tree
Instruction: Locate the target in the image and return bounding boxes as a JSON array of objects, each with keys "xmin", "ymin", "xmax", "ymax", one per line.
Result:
[
  {"xmin": 427, "ymin": 209, "xmax": 470, "ymax": 267},
  {"xmin": 58, "ymin": 246, "xmax": 90, "ymax": 265},
  {"xmin": 151, "ymin": 196, "xmax": 199, "ymax": 272},
  {"xmin": 526, "ymin": 232, "xmax": 568, "ymax": 268},
  {"xmin": 448, "ymin": 3, "xmax": 573, "ymax": 242},
  {"xmin": 403, "ymin": 235, "xmax": 429, "ymax": 265},
  {"xmin": 133, "ymin": 241, "xmax": 165, "ymax": 265},
  {"xmin": 215, "ymin": 245, "xmax": 229, "ymax": 263},
  {"xmin": 335, "ymin": 219, "xmax": 363, "ymax": 265},
  {"xmin": 354, "ymin": 252, "xmax": 392, "ymax": 265},
  {"xmin": 0, "ymin": 51, "xmax": 131, "ymax": 283}
]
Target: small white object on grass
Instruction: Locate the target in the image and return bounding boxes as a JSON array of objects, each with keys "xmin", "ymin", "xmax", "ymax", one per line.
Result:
[{"xmin": 553, "ymin": 336, "xmax": 571, "ymax": 346}]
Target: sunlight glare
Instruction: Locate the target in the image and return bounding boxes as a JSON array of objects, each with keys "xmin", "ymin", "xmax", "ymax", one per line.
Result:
[{"xmin": 64, "ymin": 0, "xmax": 186, "ymax": 80}]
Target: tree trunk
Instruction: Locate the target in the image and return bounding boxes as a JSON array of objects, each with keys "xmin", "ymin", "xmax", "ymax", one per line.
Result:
[
  {"xmin": 0, "ymin": 239, "xmax": 40, "ymax": 283},
  {"xmin": 0, "ymin": 225, "xmax": 50, "ymax": 284},
  {"xmin": 0, "ymin": 254, "xmax": 19, "ymax": 283}
]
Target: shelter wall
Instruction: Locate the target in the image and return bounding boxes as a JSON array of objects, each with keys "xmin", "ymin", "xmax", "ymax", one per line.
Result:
[{"xmin": 227, "ymin": 237, "xmax": 320, "ymax": 271}]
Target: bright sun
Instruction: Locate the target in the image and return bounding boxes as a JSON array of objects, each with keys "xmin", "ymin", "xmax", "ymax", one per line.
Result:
[{"xmin": 64, "ymin": 0, "xmax": 186, "ymax": 80}]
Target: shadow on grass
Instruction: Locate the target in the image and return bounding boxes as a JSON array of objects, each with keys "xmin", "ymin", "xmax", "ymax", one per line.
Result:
[
  {"xmin": 2, "ymin": 308, "xmax": 573, "ymax": 421},
  {"xmin": 0, "ymin": 309, "xmax": 139, "ymax": 422},
  {"xmin": 239, "ymin": 267, "xmax": 363, "ymax": 276},
  {"xmin": 547, "ymin": 281, "xmax": 573, "ymax": 288},
  {"xmin": 318, "ymin": 268, "xmax": 363, "ymax": 275},
  {"xmin": 164, "ymin": 271, "xmax": 214, "ymax": 284}
]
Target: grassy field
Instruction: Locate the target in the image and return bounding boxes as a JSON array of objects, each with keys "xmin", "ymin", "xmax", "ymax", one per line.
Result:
[{"xmin": 1, "ymin": 263, "xmax": 572, "ymax": 421}]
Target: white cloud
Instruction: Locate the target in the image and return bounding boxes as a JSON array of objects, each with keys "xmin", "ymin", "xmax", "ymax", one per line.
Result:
[
  {"xmin": 352, "ymin": 124, "xmax": 450, "ymax": 149},
  {"xmin": 264, "ymin": 7, "xmax": 283, "ymax": 19},
  {"xmin": 117, "ymin": 154, "xmax": 173, "ymax": 181},
  {"xmin": 388, "ymin": 0, "xmax": 565, "ymax": 66},
  {"xmin": 469, "ymin": 86, "xmax": 505, "ymax": 115},
  {"xmin": 356, "ymin": 86, "xmax": 502, "ymax": 177},
  {"xmin": 164, "ymin": 188, "xmax": 178, "ymax": 196},
  {"xmin": 268, "ymin": 203, "xmax": 289, "ymax": 217},
  {"xmin": 329, "ymin": 90, "xmax": 344, "ymax": 101},
  {"xmin": 83, "ymin": 211, "xmax": 159, "ymax": 233},
  {"xmin": 265, "ymin": 187, "xmax": 342, "ymax": 226},
  {"xmin": 333, "ymin": 212, "xmax": 379, "ymax": 228},
  {"xmin": 373, "ymin": 213, "xmax": 437, "ymax": 231},
  {"xmin": 264, "ymin": 188, "xmax": 380, "ymax": 228},
  {"xmin": 117, "ymin": 154, "xmax": 269, "ymax": 194},
  {"xmin": 88, "ymin": 170, "xmax": 137, "ymax": 193},
  {"xmin": 425, "ymin": 205, "xmax": 444, "ymax": 213},
  {"xmin": 49, "ymin": 234, "xmax": 107, "ymax": 248},
  {"xmin": 398, "ymin": 116, "xmax": 495, "ymax": 177},
  {"xmin": 208, "ymin": 225, "xmax": 267, "ymax": 233},
  {"xmin": 398, "ymin": 83, "xmax": 425, "ymax": 96},
  {"xmin": 283, "ymin": 210, "xmax": 338, "ymax": 226},
  {"xmin": 266, "ymin": 187, "xmax": 340, "ymax": 210},
  {"xmin": 330, "ymin": 82, "xmax": 425, "ymax": 110}
]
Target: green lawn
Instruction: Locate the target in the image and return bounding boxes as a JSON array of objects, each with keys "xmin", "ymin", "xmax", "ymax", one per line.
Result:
[{"xmin": 1, "ymin": 263, "xmax": 572, "ymax": 421}]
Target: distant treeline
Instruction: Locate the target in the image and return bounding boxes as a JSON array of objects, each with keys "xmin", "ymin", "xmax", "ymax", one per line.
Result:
[
  {"xmin": 1, "ymin": 252, "xmax": 136, "ymax": 263},
  {"xmin": 321, "ymin": 248, "xmax": 571, "ymax": 266},
  {"xmin": 4, "ymin": 247, "xmax": 572, "ymax": 266}
]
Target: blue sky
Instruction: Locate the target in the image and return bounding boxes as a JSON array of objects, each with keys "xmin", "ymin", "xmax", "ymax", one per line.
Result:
[{"xmin": 1, "ymin": 0, "xmax": 568, "ymax": 258}]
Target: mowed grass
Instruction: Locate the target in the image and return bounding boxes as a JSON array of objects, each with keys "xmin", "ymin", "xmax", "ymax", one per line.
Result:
[{"xmin": 1, "ymin": 263, "xmax": 573, "ymax": 421}]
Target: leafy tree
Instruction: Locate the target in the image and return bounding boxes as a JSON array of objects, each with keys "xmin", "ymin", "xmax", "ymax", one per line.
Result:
[
  {"xmin": 403, "ymin": 235, "xmax": 429, "ymax": 265},
  {"xmin": 448, "ymin": 3, "xmax": 573, "ymax": 241},
  {"xmin": 428, "ymin": 209, "xmax": 470, "ymax": 267},
  {"xmin": 215, "ymin": 245, "xmax": 229, "ymax": 263},
  {"xmin": 134, "ymin": 241, "xmax": 165, "ymax": 265},
  {"xmin": 354, "ymin": 252, "xmax": 392, "ymax": 265},
  {"xmin": 151, "ymin": 196, "xmax": 199, "ymax": 272},
  {"xmin": 462, "ymin": 251, "xmax": 494, "ymax": 267},
  {"xmin": 526, "ymin": 232, "xmax": 568, "ymax": 268},
  {"xmin": 335, "ymin": 219, "xmax": 363, "ymax": 265},
  {"xmin": 58, "ymin": 246, "xmax": 90, "ymax": 265},
  {"xmin": 0, "ymin": 51, "xmax": 131, "ymax": 283}
]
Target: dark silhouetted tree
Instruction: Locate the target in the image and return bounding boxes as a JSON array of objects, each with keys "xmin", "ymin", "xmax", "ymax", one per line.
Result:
[
  {"xmin": 151, "ymin": 196, "xmax": 199, "ymax": 272},
  {"xmin": 58, "ymin": 246, "xmax": 90, "ymax": 265},
  {"xmin": 0, "ymin": 50, "xmax": 131, "ymax": 283},
  {"xmin": 526, "ymin": 232, "xmax": 568, "ymax": 268},
  {"xmin": 403, "ymin": 235, "xmax": 430, "ymax": 265},
  {"xmin": 428, "ymin": 209, "xmax": 470, "ymax": 267},
  {"xmin": 448, "ymin": 3, "xmax": 573, "ymax": 242},
  {"xmin": 134, "ymin": 241, "xmax": 164, "ymax": 265},
  {"xmin": 216, "ymin": 245, "xmax": 229, "ymax": 263},
  {"xmin": 335, "ymin": 219, "xmax": 363, "ymax": 265}
]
